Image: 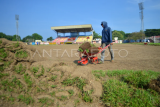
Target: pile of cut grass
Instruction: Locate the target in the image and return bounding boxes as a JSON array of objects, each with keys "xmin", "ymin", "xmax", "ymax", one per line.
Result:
[{"xmin": 92, "ymin": 70, "xmax": 160, "ymax": 107}]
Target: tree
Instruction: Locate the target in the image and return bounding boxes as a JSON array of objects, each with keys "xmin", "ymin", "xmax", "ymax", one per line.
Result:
[
  {"xmin": 129, "ymin": 32, "xmax": 145, "ymax": 41},
  {"xmin": 124, "ymin": 33, "xmax": 131, "ymax": 40},
  {"xmin": 12, "ymin": 35, "xmax": 21, "ymax": 41},
  {"xmin": 32, "ymin": 33, "xmax": 43, "ymax": 40},
  {"xmin": 47, "ymin": 37, "xmax": 54, "ymax": 41},
  {"xmin": 93, "ymin": 31, "xmax": 102, "ymax": 39},
  {"xmin": 112, "ymin": 30, "xmax": 124, "ymax": 40},
  {"xmin": 0, "ymin": 32, "xmax": 7, "ymax": 38},
  {"xmin": 144, "ymin": 29, "xmax": 160, "ymax": 37},
  {"xmin": 22, "ymin": 35, "xmax": 33, "ymax": 42}
]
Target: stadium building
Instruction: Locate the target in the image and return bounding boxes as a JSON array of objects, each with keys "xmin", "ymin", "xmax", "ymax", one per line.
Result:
[{"xmin": 51, "ymin": 24, "xmax": 93, "ymax": 44}]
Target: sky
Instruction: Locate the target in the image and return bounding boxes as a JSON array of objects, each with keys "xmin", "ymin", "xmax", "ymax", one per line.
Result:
[{"xmin": 0, "ymin": 0, "xmax": 160, "ymax": 41}]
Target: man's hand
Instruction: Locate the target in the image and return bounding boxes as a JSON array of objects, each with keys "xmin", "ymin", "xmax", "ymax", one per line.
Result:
[{"xmin": 110, "ymin": 43, "xmax": 113, "ymax": 45}]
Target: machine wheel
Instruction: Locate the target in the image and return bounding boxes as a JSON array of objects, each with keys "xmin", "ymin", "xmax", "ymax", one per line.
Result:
[{"xmin": 80, "ymin": 56, "xmax": 89, "ymax": 66}]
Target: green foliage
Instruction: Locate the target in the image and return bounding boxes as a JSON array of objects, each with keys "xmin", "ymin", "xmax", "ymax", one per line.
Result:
[
  {"xmin": 145, "ymin": 29, "xmax": 160, "ymax": 37},
  {"xmin": 39, "ymin": 97, "xmax": 54, "ymax": 106},
  {"xmin": 0, "ymin": 73, "xmax": 9, "ymax": 78},
  {"xmin": 112, "ymin": 30, "xmax": 124, "ymax": 40},
  {"xmin": 50, "ymin": 91, "xmax": 56, "ymax": 96},
  {"xmin": 122, "ymin": 70, "xmax": 160, "ymax": 88},
  {"xmin": 18, "ymin": 95, "xmax": 34, "ymax": 105},
  {"xmin": 124, "ymin": 33, "xmax": 131, "ymax": 40},
  {"xmin": 13, "ymin": 42, "xmax": 19, "ymax": 48},
  {"xmin": 51, "ymin": 85, "xmax": 57, "ymax": 88},
  {"xmin": 1, "ymin": 77, "xmax": 23, "ymax": 92},
  {"xmin": 58, "ymin": 95, "xmax": 67, "ymax": 101},
  {"xmin": 92, "ymin": 70, "xmax": 106, "ymax": 79},
  {"xmin": 129, "ymin": 32, "xmax": 145, "ymax": 41},
  {"xmin": 90, "ymin": 43, "xmax": 96, "ymax": 47},
  {"xmin": 83, "ymin": 92, "xmax": 93, "ymax": 102},
  {"xmin": 149, "ymin": 43, "xmax": 160, "ymax": 46},
  {"xmin": 3, "ymin": 61, "xmax": 11, "ymax": 69},
  {"xmin": 106, "ymin": 70, "xmax": 134, "ymax": 77},
  {"xmin": 0, "ymin": 48, "xmax": 7, "ymax": 58},
  {"xmin": 31, "ymin": 66, "xmax": 44, "ymax": 78},
  {"xmin": 78, "ymin": 48, "xmax": 83, "ymax": 52},
  {"xmin": 101, "ymin": 79, "xmax": 160, "ymax": 107},
  {"xmin": 93, "ymin": 31, "xmax": 102, "ymax": 39},
  {"xmin": 15, "ymin": 50, "xmax": 28, "ymax": 58},
  {"xmin": 9, "ymin": 97, "xmax": 15, "ymax": 102},
  {"xmin": 22, "ymin": 35, "xmax": 33, "ymax": 42},
  {"xmin": 14, "ymin": 64, "xmax": 26, "ymax": 75},
  {"xmin": 0, "ymin": 39, "xmax": 2, "ymax": 44},
  {"xmin": 12, "ymin": 35, "xmax": 21, "ymax": 41},
  {"xmin": 85, "ymin": 49, "xmax": 89, "ymax": 53},
  {"xmin": 24, "ymin": 73, "xmax": 33, "ymax": 87},
  {"xmin": 31, "ymin": 67, "xmax": 39, "ymax": 73},
  {"xmin": 68, "ymin": 90, "xmax": 74, "ymax": 96},
  {"xmin": 32, "ymin": 33, "xmax": 43, "ymax": 40},
  {"xmin": 50, "ymin": 75, "xmax": 57, "ymax": 81},
  {"xmin": 47, "ymin": 37, "xmax": 54, "ymax": 41},
  {"xmin": 62, "ymin": 77, "xmax": 87, "ymax": 91}
]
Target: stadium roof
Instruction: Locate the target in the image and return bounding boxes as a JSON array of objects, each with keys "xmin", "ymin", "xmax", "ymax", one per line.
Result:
[{"xmin": 51, "ymin": 24, "xmax": 93, "ymax": 33}]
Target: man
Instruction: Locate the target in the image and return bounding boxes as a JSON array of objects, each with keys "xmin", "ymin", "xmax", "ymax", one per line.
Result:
[{"xmin": 99, "ymin": 21, "xmax": 114, "ymax": 63}]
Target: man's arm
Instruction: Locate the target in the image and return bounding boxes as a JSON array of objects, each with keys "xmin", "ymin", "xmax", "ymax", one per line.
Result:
[{"xmin": 109, "ymin": 28, "xmax": 113, "ymax": 45}]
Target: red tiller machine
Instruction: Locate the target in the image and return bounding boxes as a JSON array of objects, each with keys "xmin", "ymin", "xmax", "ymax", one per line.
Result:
[{"xmin": 78, "ymin": 44, "xmax": 110, "ymax": 65}]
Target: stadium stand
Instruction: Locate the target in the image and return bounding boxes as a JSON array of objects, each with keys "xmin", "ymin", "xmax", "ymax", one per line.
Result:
[
  {"xmin": 51, "ymin": 24, "xmax": 93, "ymax": 44},
  {"xmin": 65, "ymin": 37, "xmax": 78, "ymax": 44},
  {"xmin": 76, "ymin": 36, "xmax": 93, "ymax": 43}
]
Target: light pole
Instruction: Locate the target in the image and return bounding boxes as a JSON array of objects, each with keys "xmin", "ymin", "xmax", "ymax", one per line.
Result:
[
  {"xmin": 138, "ymin": 2, "xmax": 145, "ymax": 42},
  {"xmin": 15, "ymin": 15, "xmax": 19, "ymax": 41}
]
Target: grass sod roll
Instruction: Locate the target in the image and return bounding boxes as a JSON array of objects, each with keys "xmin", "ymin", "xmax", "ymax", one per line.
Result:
[{"xmin": 78, "ymin": 42, "xmax": 99, "ymax": 54}]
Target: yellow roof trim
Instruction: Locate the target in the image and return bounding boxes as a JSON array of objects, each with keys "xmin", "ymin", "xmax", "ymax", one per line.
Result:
[{"xmin": 51, "ymin": 24, "xmax": 92, "ymax": 30}]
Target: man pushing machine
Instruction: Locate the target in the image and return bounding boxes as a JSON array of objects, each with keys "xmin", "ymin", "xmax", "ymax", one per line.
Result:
[{"xmin": 99, "ymin": 21, "xmax": 114, "ymax": 64}]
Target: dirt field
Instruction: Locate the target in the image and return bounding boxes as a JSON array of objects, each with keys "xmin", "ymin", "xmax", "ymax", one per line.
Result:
[{"xmin": 34, "ymin": 43, "xmax": 160, "ymax": 72}]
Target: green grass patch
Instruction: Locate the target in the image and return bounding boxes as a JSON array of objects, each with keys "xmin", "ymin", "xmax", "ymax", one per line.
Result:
[
  {"xmin": 49, "ymin": 75, "xmax": 57, "ymax": 81},
  {"xmin": 149, "ymin": 43, "xmax": 160, "ymax": 46},
  {"xmin": 36, "ymin": 66, "xmax": 44, "ymax": 78},
  {"xmin": 62, "ymin": 77, "xmax": 92, "ymax": 102},
  {"xmin": 74, "ymin": 99, "xmax": 80, "ymax": 107},
  {"xmin": 0, "ymin": 72, "xmax": 9, "ymax": 78},
  {"xmin": 24, "ymin": 73, "xmax": 33, "ymax": 87},
  {"xmin": 68, "ymin": 90, "xmax": 74, "ymax": 96},
  {"xmin": 101, "ymin": 79, "xmax": 160, "ymax": 107},
  {"xmin": 14, "ymin": 64, "xmax": 26, "ymax": 75},
  {"xmin": 15, "ymin": 50, "xmax": 28, "ymax": 58},
  {"xmin": 1, "ymin": 77, "xmax": 23, "ymax": 92},
  {"xmin": 0, "ymin": 94, "xmax": 15, "ymax": 103},
  {"xmin": 18, "ymin": 95, "xmax": 34, "ymax": 105},
  {"xmin": 50, "ymin": 91, "xmax": 56, "ymax": 97},
  {"xmin": 51, "ymin": 85, "xmax": 57, "ymax": 88},
  {"xmin": 0, "ymin": 40, "xmax": 2, "ymax": 44},
  {"xmin": 92, "ymin": 70, "xmax": 106, "ymax": 79},
  {"xmin": 62, "ymin": 77, "xmax": 87, "ymax": 91},
  {"xmin": 106, "ymin": 70, "xmax": 134, "ymax": 77},
  {"xmin": 58, "ymin": 95, "xmax": 67, "ymax": 101},
  {"xmin": 122, "ymin": 70, "xmax": 160, "ymax": 88},
  {"xmin": 82, "ymin": 92, "xmax": 93, "ymax": 102},
  {"xmin": 31, "ymin": 66, "xmax": 39, "ymax": 73},
  {"xmin": 0, "ymin": 48, "xmax": 7, "ymax": 59},
  {"xmin": 13, "ymin": 42, "xmax": 19, "ymax": 48},
  {"xmin": 31, "ymin": 66, "xmax": 44, "ymax": 78},
  {"xmin": 39, "ymin": 97, "xmax": 54, "ymax": 106}
]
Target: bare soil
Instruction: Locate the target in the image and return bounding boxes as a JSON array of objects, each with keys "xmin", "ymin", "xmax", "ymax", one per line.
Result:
[{"xmin": 34, "ymin": 43, "xmax": 160, "ymax": 72}]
